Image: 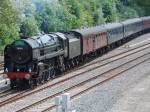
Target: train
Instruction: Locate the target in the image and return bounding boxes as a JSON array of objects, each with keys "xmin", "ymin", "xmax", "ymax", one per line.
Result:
[{"xmin": 4, "ymin": 16, "xmax": 150, "ymax": 88}]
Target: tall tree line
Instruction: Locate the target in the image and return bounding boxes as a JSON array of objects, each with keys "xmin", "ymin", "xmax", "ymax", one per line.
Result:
[{"xmin": 0, "ymin": 0, "xmax": 149, "ymax": 49}]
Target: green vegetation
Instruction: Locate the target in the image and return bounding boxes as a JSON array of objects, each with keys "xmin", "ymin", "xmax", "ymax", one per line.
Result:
[{"xmin": 0, "ymin": 0, "xmax": 149, "ymax": 49}]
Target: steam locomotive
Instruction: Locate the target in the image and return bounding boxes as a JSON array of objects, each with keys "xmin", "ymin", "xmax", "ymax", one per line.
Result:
[{"xmin": 4, "ymin": 16, "xmax": 150, "ymax": 88}]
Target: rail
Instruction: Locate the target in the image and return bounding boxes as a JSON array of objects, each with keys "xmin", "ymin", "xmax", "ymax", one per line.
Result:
[
  {"xmin": 42, "ymin": 52, "xmax": 150, "ymax": 112},
  {"xmin": 16, "ymin": 46, "xmax": 150, "ymax": 112}
]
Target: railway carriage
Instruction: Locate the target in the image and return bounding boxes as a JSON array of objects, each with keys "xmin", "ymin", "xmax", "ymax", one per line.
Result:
[
  {"xmin": 142, "ymin": 16, "xmax": 150, "ymax": 33},
  {"xmin": 104, "ymin": 23, "xmax": 124, "ymax": 47},
  {"xmin": 71, "ymin": 26, "xmax": 108, "ymax": 55},
  {"xmin": 122, "ymin": 18, "xmax": 143, "ymax": 38}
]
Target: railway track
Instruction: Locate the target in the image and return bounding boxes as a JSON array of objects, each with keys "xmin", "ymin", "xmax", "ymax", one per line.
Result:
[
  {"xmin": 17, "ymin": 47, "xmax": 150, "ymax": 112},
  {"xmin": 42, "ymin": 54, "xmax": 150, "ymax": 112},
  {"xmin": 0, "ymin": 89, "xmax": 30, "ymax": 105},
  {"xmin": 0, "ymin": 88, "xmax": 11, "ymax": 98},
  {"xmin": 0, "ymin": 42, "xmax": 150, "ymax": 111},
  {"xmin": 0, "ymin": 89, "xmax": 23, "ymax": 99}
]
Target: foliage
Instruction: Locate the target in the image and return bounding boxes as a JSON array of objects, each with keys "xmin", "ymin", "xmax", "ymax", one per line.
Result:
[
  {"xmin": 20, "ymin": 17, "xmax": 39, "ymax": 37},
  {"xmin": 101, "ymin": 0, "xmax": 119, "ymax": 22},
  {"xmin": 0, "ymin": 0, "xmax": 150, "ymax": 49},
  {"xmin": 116, "ymin": 0, "xmax": 139, "ymax": 20},
  {"xmin": 0, "ymin": 0, "xmax": 20, "ymax": 49},
  {"xmin": 14, "ymin": 0, "xmax": 39, "ymax": 37},
  {"xmin": 134, "ymin": 0, "xmax": 150, "ymax": 16}
]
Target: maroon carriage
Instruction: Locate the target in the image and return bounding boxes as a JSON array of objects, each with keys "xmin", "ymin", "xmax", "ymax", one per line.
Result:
[{"xmin": 72, "ymin": 26, "xmax": 108, "ymax": 55}]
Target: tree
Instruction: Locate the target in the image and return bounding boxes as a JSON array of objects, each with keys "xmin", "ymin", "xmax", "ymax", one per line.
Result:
[
  {"xmin": 101, "ymin": 0, "xmax": 119, "ymax": 22},
  {"xmin": 116, "ymin": 0, "xmax": 139, "ymax": 20},
  {"xmin": 14, "ymin": 0, "xmax": 39, "ymax": 37},
  {"xmin": 0, "ymin": 0, "xmax": 20, "ymax": 49},
  {"xmin": 33, "ymin": 0, "xmax": 77, "ymax": 32},
  {"xmin": 20, "ymin": 17, "xmax": 39, "ymax": 37},
  {"xmin": 0, "ymin": 0, "xmax": 149, "ymax": 49},
  {"xmin": 134, "ymin": 0, "xmax": 150, "ymax": 15}
]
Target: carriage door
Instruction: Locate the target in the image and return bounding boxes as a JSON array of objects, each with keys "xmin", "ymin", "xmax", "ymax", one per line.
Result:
[{"xmin": 93, "ymin": 35, "xmax": 96, "ymax": 51}]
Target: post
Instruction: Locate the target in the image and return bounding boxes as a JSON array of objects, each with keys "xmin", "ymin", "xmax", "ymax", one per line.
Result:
[
  {"xmin": 55, "ymin": 96, "xmax": 62, "ymax": 112},
  {"xmin": 55, "ymin": 93, "xmax": 76, "ymax": 112},
  {"xmin": 62, "ymin": 93, "xmax": 71, "ymax": 112}
]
